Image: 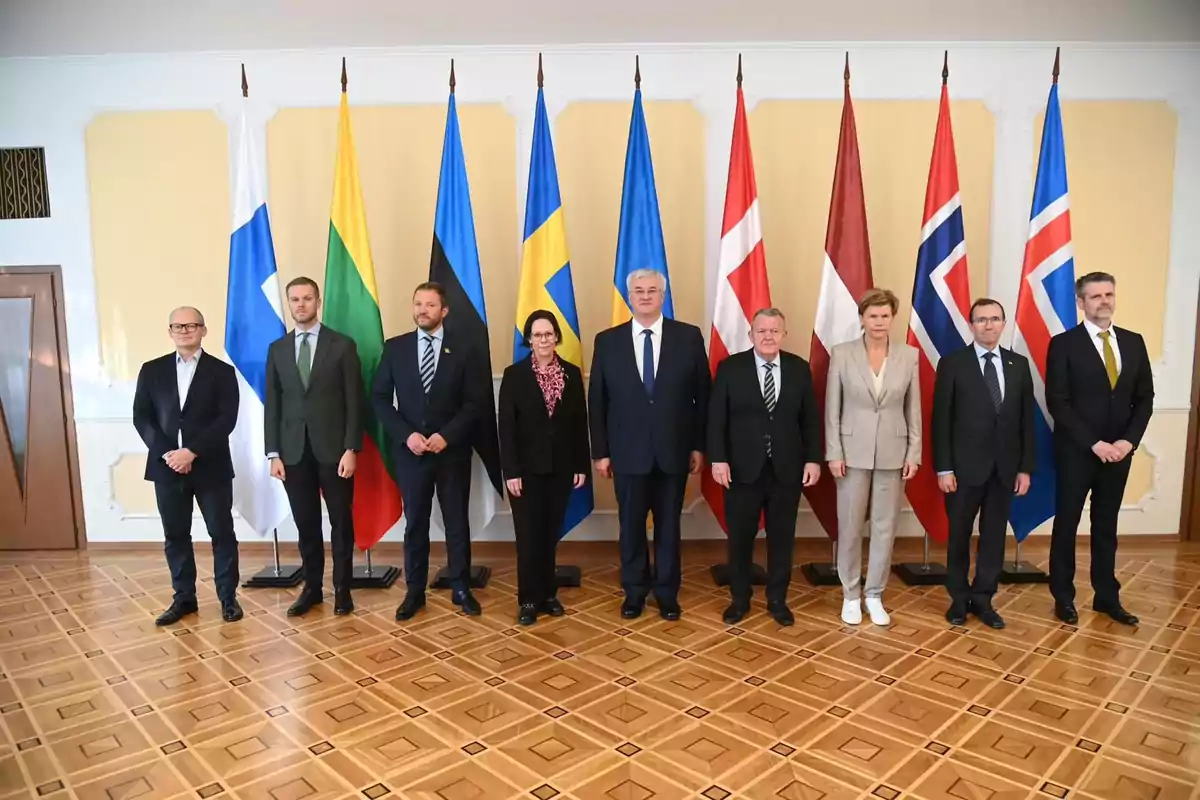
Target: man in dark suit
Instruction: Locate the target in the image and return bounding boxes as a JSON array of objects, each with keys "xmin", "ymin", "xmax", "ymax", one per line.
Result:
[
  {"xmin": 589, "ymin": 268, "xmax": 710, "ymax": 621},
  {"xmin": 372, "ymin": 282, "xmax": 492, "ymax": 621},
  {"xmin": 265, "ymin": 276, "xmax": 363, "ymax": 617},
  {"xmin": 1047, "ymin": 272, "xmax": 1153, "ymax": 627},
  {"xmin": 708, "ymin": 308, "xmax": 821, "ymax": 627},
  {"xmin": 933, "ymin": 298, "xmax": 1036, "ymax": 629},
  {"xmin": 133, "ymin": 306, "xmax": 241, "ymax": 625}
]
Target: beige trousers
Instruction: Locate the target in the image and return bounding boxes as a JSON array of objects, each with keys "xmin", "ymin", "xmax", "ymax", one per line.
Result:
[{"xmin": 836, "ymin": 467, "xmax": 903, "ymax": 600}]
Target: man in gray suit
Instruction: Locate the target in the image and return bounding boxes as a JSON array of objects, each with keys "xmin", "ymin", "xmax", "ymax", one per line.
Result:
[{"xmin": 265, "ymin": 276, "xmax": 363, "ymax": 618}]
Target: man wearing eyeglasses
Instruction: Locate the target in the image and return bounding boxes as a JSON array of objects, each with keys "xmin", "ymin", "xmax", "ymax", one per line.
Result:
[
  {"xmin": 932, "ymin": 298, "xmax": 1036, "ymax": 630},
  {"xmin": 133, "ymin": 306, "xmax": 242, "ymax": 625}
]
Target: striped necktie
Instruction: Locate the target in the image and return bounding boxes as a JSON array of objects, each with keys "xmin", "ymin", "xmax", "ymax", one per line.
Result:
[
  {"xmin": 763, "ymin": 362, "xmax": 776, "ymax": 457},
  {"xmin": 420, "ymin": 335, "xmax": 436, "ymax": 393}
]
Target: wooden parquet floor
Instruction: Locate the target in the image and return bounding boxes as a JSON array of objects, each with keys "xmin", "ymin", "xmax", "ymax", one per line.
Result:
[{"xmin": 1, "ymin": 539, "xmax": 1198, "ymax": 800}]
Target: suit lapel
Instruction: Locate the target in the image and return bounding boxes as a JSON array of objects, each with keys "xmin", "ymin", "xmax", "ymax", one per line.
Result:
[
  {"xmin": 305, "ymin": 330, "xmax": 332, "ymax": 393},
  {"xmin": 1111, "ymin": 326, "xmax": 1134, "ymax": 392},
  {"xmin": 180, "ymin": 353, "xmax": 204, "ymax": 414},
  {"xmin": 655, "ymin": 322, "xmax": 676, "ymax": 397},
  {"xmin": 164, "ymin": 355, "xmax": 181, "ymax": 411},
  {"xmin": 523, "ymin": 358, "xmax": 550, "ymax": 421},
  {"xmin": 850, "ymin": 340, "xmax": 879, "ymax": 406},
  {"xmin": 1000, "ymin": 348, "xmax": 1020, "ymax": 411},
  {"xmin": 876, "ymin": 344, "xmax": 903, "ymax": 407},
  {"xmin": 429, "ymin": 339, "xmax": 454, "ymax": 395},
  {"xmin": 282, "ymin": 332, "xmax": 304, "ymax": 392},
  {"xmin": 619, "ymin": 322, "xmax": 644, "ymax": 388}
]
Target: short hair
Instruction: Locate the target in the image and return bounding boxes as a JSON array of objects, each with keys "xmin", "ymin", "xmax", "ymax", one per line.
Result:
[
  {"xmin": 521, "ymin": 309, "xmax": 563, "ymax": 346},
  {"xmin": 1075, "ymin": 271, "xmax": 1116, "ymax": 298},
  {"xmin": 857, "ymin": 288, "xmax": 899, "ymax": 316},
  {"xmin": 168, "ymin": 306, "xmax": 205, "ymax": 326},
  {"xmin": 751, "ymin": 307, "xmax": 787, "ymax": 325},
  {"xmin": 413, "ymin": 281, "xmax": 447, "ymax": 305},
  {"xmin": 285, "ymin": 276, "xmax": 320, "ymax": 299},
  {"xmin": 625, "ymin": 268, "xmax": 667, "ymax": 295},
  {"xmin": 969, "ymin": 297, "xmax": 1006, "ymax": 321}
]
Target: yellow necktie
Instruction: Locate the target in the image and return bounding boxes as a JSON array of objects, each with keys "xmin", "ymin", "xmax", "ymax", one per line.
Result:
[{"xmin": 1099, "ymin": 330, "xmax": 1118, "ymax": 389}]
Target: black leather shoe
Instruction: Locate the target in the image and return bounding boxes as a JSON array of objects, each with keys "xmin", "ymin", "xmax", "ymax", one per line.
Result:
[
  {"xmin": 155, "ymin": 600, "xmax": 198, "ymax": 626},
  {"xmin": 287, "ymin": 591, "xmax": 323, "ymax": 617},
  {"xmin": 945, "ymin": 603, "xmax": 967, "ymax": 626},
  {"xmin": 658, "ymin": 598, "xmax": 682, "ymax": 622},
  {"xmin": 971, "ymin": 604, "xmax": 1006, "ymax": 629},
  {"xmin": 722, "ymin": 603, "xmax": 749, "ymax": 626},
  {"xmin": 517, "ymin": 604, "xmax": 538, "ymax": 626},
  {"xmin": 453, "ymin": 590, "xmax": 482, "ymax": 616},
  {"xmin": 767, "ymin": 602, "xmax": 794, "ymax": 627},
  {"xmin": 621, "ymin": 597, "xmax": 644, "ymax": 619},
  {"xmin": 541, "ymin": 597, "xmax": 565, "ymax": 617},
  {"xmin": 395, "ymin": 592, "xmax": 426, "ymax": 621},
  {"xmin": 1054, "ymin": 602, "xmax": 1079, "ymax": 625},
  {"xmin": 1094, "ymin": 603, "xmax": 1138, "ymax": 626},
  {"xmin": 221, "ymin": 600, "xmax": 244, "ymax": 623},
  {"xmin": 334, "ymin": 590, "xmax": 354, "ymax": 616}
]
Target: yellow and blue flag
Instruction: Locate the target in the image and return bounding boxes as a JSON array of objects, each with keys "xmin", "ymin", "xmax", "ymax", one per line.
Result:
[{"xmin": 513, "ymin": 76, "xmax": 593, "ymax": 536}]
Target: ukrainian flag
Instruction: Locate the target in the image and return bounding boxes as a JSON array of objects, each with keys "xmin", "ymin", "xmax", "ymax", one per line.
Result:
[{"xmin": 513, "ymin": 76, "xmax": 593, "ymax": 536}]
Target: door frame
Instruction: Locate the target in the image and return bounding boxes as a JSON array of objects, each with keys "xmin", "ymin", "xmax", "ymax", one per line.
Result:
[
  {"xmin": 1179, "ymin": 284, "xmax": 1200, "ymax": 542},
  {"xmin": 0, "ymin": 265, "xmax": 86, "ymax": 549}
]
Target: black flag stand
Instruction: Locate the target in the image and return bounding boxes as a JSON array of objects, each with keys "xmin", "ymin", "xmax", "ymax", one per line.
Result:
[
  {"xmin": 800, "ymin": 538, "xmax": 841, "ymax": 586},
  {"xmin": 242, "ymin": 528, "xmax": 304, "ymax": 588},
  {"xmin": 999, "ymin": 538, "xmax": 1049, "ymax": 583},
  {"xmin": 892, "ymin": 531, "xmax": 948, "ymax": 586},
  {"xmin": 351, "ymin": 548, "xmax": 401, "ymax": 589}
]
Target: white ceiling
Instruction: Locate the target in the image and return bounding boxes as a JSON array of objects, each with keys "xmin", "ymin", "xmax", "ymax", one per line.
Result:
[{"xmin": 1, "ymin": 0, "xmax": 1198, "ymax": 58}]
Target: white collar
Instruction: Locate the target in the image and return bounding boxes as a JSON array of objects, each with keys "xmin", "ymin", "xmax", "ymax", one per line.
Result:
[
  {"xmin": 973, "ymin": 342, "xmax": 1001, "ymax": 359},
  {"xmin": 420, "ymin": 325, "xmax": 444, "ymax": 341},
  {"xmin": 176, "ymin": 347, "xmax": 203, "ymax": 364},
  {"xmin": 753, "ymin": 350, "xmax": 780, "ymax": 368},
  {"xmin": 1083, "ymin": 318, "xmax": 1115, "ymax": 340},
  {"xmin": 632, "ymin": 315, "xmax": 664, "ymax": 336},
  {"xmin": 295, "ymin": 322, "xmax": 322, "ymax": 337}
]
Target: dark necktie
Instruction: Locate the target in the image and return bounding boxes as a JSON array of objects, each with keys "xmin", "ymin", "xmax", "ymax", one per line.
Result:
[
  {"xmin": 642, "ymin": 330, "xmax": 655, "ymax": 397},
  {"xmin": 763, "ymin": 362, "xmax": 776, "ymax": 457},
  {"xmin": 297, "ymin": 332, "xmax": 312, "ymax": 389},
  {"xmin": 982, "ymin": 352, "xmax": 1002, "ymax": 413},
  {"xmin": 420, "ymin": 335, "xmax": 435, "ymax": 393}
]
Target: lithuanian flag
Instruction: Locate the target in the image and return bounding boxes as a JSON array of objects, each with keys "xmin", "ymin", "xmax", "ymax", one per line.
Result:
[{"xmin": 322, "ymin": 70, "xmax": 403, "ymax": 550}]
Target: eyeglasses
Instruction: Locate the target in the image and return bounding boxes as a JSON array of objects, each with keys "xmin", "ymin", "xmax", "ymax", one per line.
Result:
[
  {"xmin": 972, "ymin": 316, "xmax": 1004, "ymax": 326},
  {"xmin": 169, "ymin": 323, "xmax": 203, "ymax": 333},
  {"xmin": 631, "ymin": 287, "xmax": 661, "ymax": 298},
  {"xmin": 529, "ymin": 332, "xmax": 557, "ymax": 341}
]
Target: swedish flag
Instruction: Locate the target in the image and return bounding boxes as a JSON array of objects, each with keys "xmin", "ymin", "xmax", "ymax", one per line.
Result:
[{"xmin": 513, "ymin": 66, "xmax": 593, "ymax": 537}]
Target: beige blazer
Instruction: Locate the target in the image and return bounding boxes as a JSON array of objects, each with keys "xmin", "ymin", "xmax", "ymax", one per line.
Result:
[{"xmin": 824, "ymin": 337, "xmax": 922, "ymax": 470}]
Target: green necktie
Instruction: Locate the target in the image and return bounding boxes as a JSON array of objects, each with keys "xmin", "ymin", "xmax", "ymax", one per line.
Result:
[
  {"xmin": 298, "ymin": 332, "xmax": 312, "ymax": 388},
  {"xmin": 1099, "ymin": 330, "xmax": 1118, "ymax": 389}
]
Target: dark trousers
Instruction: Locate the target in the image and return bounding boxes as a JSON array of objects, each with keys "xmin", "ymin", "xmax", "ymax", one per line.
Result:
[
  {"xmin": 944, "ymin": 469, "xmax": 1012, "ymax": 608},
  {"xmin": 154, "ymin": 477, "xmax": 239, "ymax": 604},
  {"xmin": 395, "ymin": 453, "xmax": 472, "ymax": 593},
  {"xmin": 1050, "ymin": 452, "xmax": 1131, "ymax": 607},
  {"xmin": 283, "ymin": 438, "xmax": 355, "ymax": 593},
  {"xmin": 724, "ymin": 461, "xmax": 802, "ymax": 606},
  {"xmin": 510, "ymin": 472, "xmax": 573, "ymax": 606},
  {"xmin": 614, "ymin": 467, "xmax": 687, "ymax": 602}
]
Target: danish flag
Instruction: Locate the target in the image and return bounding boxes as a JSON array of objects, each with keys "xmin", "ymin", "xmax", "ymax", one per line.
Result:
[
  {"xmin": 1010, "ymin": 49, "xmax": 1075, "ymax": 541},
  {"xmin": 703, "ymin": 56, "xmax": 773, "ymax": 532},
  {"xmin": 904, "ymin": 55, "xmax": 973, "ymax": 544}
]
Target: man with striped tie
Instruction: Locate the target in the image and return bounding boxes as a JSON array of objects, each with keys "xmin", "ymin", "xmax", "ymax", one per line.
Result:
[{"xmin": 373, "ymin": 282, "xmax": 492, "ymax": 621}]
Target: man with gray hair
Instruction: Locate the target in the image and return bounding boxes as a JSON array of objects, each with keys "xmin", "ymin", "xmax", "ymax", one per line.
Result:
[{"xmin": 589, "ymin": 268, "xmax": 710, "ymax": 621}]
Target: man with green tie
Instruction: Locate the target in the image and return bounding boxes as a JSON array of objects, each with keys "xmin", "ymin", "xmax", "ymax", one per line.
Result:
[{"xmin": 265, "ymin": 276, "xmax": 364, "ymax": 617}]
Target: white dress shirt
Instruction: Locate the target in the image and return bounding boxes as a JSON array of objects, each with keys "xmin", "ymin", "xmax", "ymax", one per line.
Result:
[
  {"xmin": 1083, "ymin": 318, "xmax": 1122, "ymax": 375},
  {"xmin": 631, "ymin": 315, "xmax": 664, "ymax": 378},
  {"xmin": 294, "ymin": 322, "xmax": 321, "ymax": 362},
  {"xmin": 974, "ymin": 342, "xmax": 1005, "ymax": 400},
  {"xmin": 754, "ymin": 350, "xmax": 782, "ymax": 399},
  {"xmin": 418, "ymin": 325, "xmax": 445, "ymax": 374},
  {"xmin": 173, "ymin": 348, "xmax": 201, "ymax": 450}
]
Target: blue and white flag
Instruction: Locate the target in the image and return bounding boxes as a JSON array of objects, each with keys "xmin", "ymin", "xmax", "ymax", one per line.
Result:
[{"xmin": 224, "ymin": 98, "xmax": 290, "ymax": 536}]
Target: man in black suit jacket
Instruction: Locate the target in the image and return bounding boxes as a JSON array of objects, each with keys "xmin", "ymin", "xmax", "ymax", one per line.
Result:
[
  {"xmin": 1047, "ymin": 272, "xmax": 1153, "ymax": 627},
  {"xmin": 133, "ymin": 306, "xmax": 241, "ymax": 626},
  {"xmin": 933, "ymin": 298, "xmax": 1036, "ymax": 629},
  {"xmin": 589, "ymin": 268, "xmax": 710, "ymax": 621},
  {"xmin": 708, "ymin": 308, "xmax": 821, "ymax": 627},
  {"xmin": 372, "ymin": 282, "xmax": 492, "ymax": 621},
  {"xmin": 265, "ymin": 276, "xmax": 363, "ymax": 618}
]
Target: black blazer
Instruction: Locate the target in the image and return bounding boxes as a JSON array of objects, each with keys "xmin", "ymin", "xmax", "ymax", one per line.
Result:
[
  {"xmin": 133, "ymin": 351, "xmax": 238, "ymax": 486},
  {"xmin": 932, "ymin": 344, "xmax": 1036, "ymax": 486},
  {"xmin": 588, "ymin": 318, "xmax": 711, "ymax": 475},
  {"xmin": 372, "ymin": 330, "xmax": 490, "ymax": 467},
  {"xmin": 264, "ymin": 325, "xmax": 363, "ymax": 466},
  {"xmin": 1046, "ymin": 323, "xmax": 1154, "ymax": 459},
  {"xmin": 498, "ymin": 356, "xmax": 590, "ymax": 479},
  {"xmin": 707, "ymin": 350, "xmax": 821, "ymax": 484}
]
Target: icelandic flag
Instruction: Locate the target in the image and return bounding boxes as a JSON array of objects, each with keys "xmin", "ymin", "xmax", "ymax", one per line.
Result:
[
  {"xmin": 904, "ymin": 69, "xmax": 973, "ymax": 544},
  {"xmin": 1010, "ymin": 69, "xmax": 1076, "ymax": 541},
  {"xmin": 513, "ymin": 71, "xmax": 593, "ymax": 537},
  {"xmin": 224, "ymin": 96, "xmax": 290, "ymax": 536}
]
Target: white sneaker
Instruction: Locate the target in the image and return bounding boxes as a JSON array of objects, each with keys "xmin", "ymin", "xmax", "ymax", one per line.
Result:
[
  {"xmin": 865, "ymin": 597, "xmax": 890, "ymax": 626},
  {"xmin": 841, "ymin": 599, "xmax": 862, "ymax": 625}
]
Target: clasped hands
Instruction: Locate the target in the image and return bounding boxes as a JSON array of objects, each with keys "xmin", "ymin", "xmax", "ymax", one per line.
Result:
[
  {"xmin": 407, "ymin": 432, "xmax": 448, "ymax": 455},
  {"xmin": 163, "ymin": 448, "xmax": 195, "ymax": 474},
  {"xmin": 1093, "ymin": 439, "xmax": 1133, "ymax": 463}
]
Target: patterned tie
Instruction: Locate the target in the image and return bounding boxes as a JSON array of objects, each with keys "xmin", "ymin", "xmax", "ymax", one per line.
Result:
[
  {"xmin": 1099, "ymin": 330, "xmax": 1118, "ymax": 389},
  {"xmin": 297, "ymin": 332, "xmax": 312, "ymax": 389},
  {"xmin": 641, "ymin": 330, "xmax": 655, "ymax": 397},
  {"xmin": 763, "ymin": 362, "xmax": 776, "ymax": 457},
  {"xmin": 982, "ymin": 352, "xmax": 1002, "ymax": 413},
  {"xmin": 420, "ymin": 335, "xmax": 436, "ymax": 394}
]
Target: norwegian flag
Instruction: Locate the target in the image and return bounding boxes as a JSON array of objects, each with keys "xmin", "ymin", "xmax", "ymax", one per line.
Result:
[
  {"xmin": 904, "ymin": 56, "xmax": 973, "ymax": 544},
  {"xmin": 805, "ymin": 55, "xmax": 874, "ymax": 540},
  {"xmin": 702, "ymin": 58, "xmax": 773, "ymax": 532},
  {"xmin": 1010, "ymin": 49, "xmax": 1075, "ymax": 541}
]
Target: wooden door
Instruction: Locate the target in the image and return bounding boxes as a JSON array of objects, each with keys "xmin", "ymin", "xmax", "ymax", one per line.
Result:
[{"xmin": 0, "ymin": 268, "xmax": 83, "ymax": 549}]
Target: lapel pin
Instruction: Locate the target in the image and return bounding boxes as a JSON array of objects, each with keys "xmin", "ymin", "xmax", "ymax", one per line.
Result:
[{"xmin": 444, "ymin": 347, "xmax": 451, "ymax": 354}]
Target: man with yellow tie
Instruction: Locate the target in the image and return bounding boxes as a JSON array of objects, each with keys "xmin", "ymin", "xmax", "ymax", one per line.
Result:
[{"xmin": 1046, "ymin": 272, "xmax": 1154, "ymax": 627}]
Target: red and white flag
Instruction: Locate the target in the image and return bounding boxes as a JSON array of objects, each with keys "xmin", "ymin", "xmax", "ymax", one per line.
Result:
[
  {"xmin": 804, "ymin": 57, "xmax": 874, "ymax": 540},
  {"xmin": 702, "ymin": 62, "xmax": 773, "ymax": 532}
]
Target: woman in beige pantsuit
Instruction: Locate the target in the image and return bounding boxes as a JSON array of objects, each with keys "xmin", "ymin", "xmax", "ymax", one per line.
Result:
[{"xmin": 825, "ymin": 288, "xmax": 921, "ymax": 627}]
